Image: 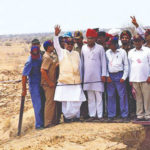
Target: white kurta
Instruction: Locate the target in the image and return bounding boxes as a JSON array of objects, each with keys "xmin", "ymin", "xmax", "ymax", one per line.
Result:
[
  {"xmin": 53, "ymin": 36, "xmax": 86, "ymax": 102},
  {"xmin": 81, "ymin": 43, "xmax": 107, "ymax": 92}
]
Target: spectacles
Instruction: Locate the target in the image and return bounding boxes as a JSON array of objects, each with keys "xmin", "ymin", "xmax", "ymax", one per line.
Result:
[
  {"xmin": 133, "ymin": 39, "xmax": 142, "ymax": 43},
  {"xmin": 66, "ymin": 42, "xmax": 74, "ymax": 45}
]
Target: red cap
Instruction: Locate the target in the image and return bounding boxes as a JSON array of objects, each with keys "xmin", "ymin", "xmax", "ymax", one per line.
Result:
[{"xmin": 86, "ymin": 29, "xmax": 98, "ymax": 38}]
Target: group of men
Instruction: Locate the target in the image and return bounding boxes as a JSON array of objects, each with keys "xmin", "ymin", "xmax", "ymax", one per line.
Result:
[{"xmin": 22, "ymin": 16, "xmax": 150, "ymax": 129}]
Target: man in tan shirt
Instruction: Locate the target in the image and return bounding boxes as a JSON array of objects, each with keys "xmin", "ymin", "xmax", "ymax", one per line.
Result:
[
  {"xmin": 41, "ymin": 40, "xmax": 60, "ymax": 127},
  {"xmin": 73, "ymin": 31, "xmax": 84, "ymax": 56}
]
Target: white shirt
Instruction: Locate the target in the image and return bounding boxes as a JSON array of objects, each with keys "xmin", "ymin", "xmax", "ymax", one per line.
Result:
[
  {"xmin": 128, "ymin": 46, "xmax": 150, "ymax": 82},
  {"xmin": 106, "ymin": 48, "xmax": 128, "ymax": 80}
]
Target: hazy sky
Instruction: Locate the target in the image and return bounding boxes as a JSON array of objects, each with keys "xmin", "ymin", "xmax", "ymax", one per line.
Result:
[{"xmin": 0, "ymin": 0, "xmax": 149, "ymax": 35}]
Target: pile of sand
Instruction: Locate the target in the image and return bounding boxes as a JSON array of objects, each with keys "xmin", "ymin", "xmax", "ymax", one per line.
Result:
[{"xmin": 0, "ymin": 110, "xmax": 145, "ymax": 150}]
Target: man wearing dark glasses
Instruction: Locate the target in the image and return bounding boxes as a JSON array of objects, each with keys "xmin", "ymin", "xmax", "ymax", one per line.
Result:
[{"xmin": 53, "ymin": 25, "xmax": 86, "ymax": 123}]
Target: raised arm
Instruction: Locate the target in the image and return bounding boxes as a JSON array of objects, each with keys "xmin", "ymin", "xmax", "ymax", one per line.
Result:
[
  {"xmin": 53, "ymin": 25, "xmax": 63, "ymax": 59},
  {"xmin": 130, "ymin": 16, "xmax": 145, "ymax": 38}
]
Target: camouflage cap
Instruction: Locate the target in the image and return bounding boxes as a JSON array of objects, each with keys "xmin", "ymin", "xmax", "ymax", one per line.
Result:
[
  {"xmin": 74, "ymin": 31, "xmax": 83, "ymax": 39},
  {"xmin": 31, "ymin": 39, "xmax": 40, "ymax": 44}
]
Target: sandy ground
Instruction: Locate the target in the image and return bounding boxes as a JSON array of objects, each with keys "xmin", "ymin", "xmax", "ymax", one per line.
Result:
[{"xmin": 0, "ymin": 42, "xmax": 146, "ymax": 150}]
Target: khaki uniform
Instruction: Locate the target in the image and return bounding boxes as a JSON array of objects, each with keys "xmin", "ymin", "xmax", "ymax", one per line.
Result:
[{"xmin": 41, "ymin": 51, "xmax": 60, "ymax": 127}]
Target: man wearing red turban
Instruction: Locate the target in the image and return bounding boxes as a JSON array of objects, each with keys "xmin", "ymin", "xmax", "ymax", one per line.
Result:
[{"xmin": 81, "ymin": 29, "xmax": 107, "ymax": 121}]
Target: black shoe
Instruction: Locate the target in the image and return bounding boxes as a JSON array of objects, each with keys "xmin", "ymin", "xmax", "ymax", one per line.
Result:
[
  {"xmin": 145, "ymin": 118, "xmax": 150, "ymax": 121},
  {"xmin": 107, "ymin": 117, "xmax": 115, "ymax": 123},
  {"xmin": 98, "ymin": 118, "xmax": 105, "ymax": 122},
  {"xmin": 86, "ymin": 117, "xmax": 95, "ymax": 122},
  {"xmin": 64, "ymin": 117, "xmax": 77, "ymax": 123},
  {"xmin": 44, "ymin": 123, "xmax": 56, "ymax": 128},
  {"xmin": 121, "ymin": 117, "xmax": 130, "ymax": 123},
  {"xmin": 73, "ymin": 118, "xmax": 80, "ymax": 122},
  {"xmin": 135, "ymin": 118, "xmax": 145, "ymax": 121},
  {"xmin": 36, "ymin": 127, "xmax": 44, "ymax": 130},
  {"xmin": 64, "ymin": 117, "xmax": 72, "ymax": 123}
]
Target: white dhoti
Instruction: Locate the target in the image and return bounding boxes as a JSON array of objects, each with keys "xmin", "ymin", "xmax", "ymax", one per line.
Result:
[
  {"xmin": 62, "ymin": 101, "xmax": 82, "ymax": 119},
  {"xmin": 54, "ymin": 83, "xmax": 86, "ymax": 119},
  {"xmin": 87, "ymin": 91, "xmax": 103, "ymax": 118}
]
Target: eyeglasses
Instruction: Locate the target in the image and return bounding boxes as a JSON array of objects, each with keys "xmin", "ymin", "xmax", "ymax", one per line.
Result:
[
  {"xmin": 66, "ymin": 42, "xmax": 74, "ymax": 45},
  {"xmin": 133, "ymin": 39, "xmax": 142, "ymax": 43}
]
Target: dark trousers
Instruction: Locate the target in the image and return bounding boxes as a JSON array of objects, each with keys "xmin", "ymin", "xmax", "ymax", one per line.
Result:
[{"xmin": 107, "ymin": 72, "xmax": 128, "ymax": 118}]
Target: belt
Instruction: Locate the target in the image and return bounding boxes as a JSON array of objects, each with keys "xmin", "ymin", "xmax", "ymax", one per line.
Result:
[{"xmin": 109, "ymin": 71, "xmax": 123, "ymax": 74}]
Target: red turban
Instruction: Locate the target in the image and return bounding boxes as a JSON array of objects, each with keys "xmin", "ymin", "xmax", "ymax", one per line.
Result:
[
  {"xmin": 86, "ymin": 29, "xmax": 98, "ymax": 38},
  {"xmin": 106, "ymin": 33, "xmax": 113, "ymax": 38},
  {"xmin": 145, "ymin": 29, "xmax": 150, "ymax": 37}
]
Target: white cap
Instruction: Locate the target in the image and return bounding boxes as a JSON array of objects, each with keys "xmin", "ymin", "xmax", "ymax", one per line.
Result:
[{"xmin": 108, "ymin": 28, "xmax": 121, "ymax": 36}]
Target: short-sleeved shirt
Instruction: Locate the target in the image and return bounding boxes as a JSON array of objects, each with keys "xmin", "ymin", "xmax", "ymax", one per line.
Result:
[
  {"xmin": 22, "ymin": 55, "xmax": 42, "ymax": 84},
  {"xmin": 41, "ymin": 51, "xmax": 58, "ymax": 86}
]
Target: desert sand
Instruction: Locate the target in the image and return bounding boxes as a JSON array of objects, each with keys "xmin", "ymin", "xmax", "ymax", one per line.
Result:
[{"xmin": 0, "ymin": 40, "xmax": 147, "ymax": 150}]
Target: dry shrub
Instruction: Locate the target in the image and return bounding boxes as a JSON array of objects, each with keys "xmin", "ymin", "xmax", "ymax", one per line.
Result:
[
  {"xmin": 5, "ymin": 42, "xmax": 12, "ymax": 46},
  {"xmin": 3, "ymin": 119, "xmax": 11, "ymax": 132}
]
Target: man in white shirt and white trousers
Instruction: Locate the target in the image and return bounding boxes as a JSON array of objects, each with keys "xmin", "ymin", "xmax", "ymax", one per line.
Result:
[
  {"xmin": 53, "ymin": 25, "xmax": 86, "ymax": 123},
  {"xmin": 81, "ymin": 29, "xmax": 107, "ymax": 121},
  {"xmin": 128, "ymin": 34, "xmax": 150, "ymax": 121}
]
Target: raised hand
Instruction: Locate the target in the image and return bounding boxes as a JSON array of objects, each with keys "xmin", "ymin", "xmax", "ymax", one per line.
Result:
[
  {"xmin": 54, "ymin": 25, "xmax": 61, "ymax": 36},
  {"xmin": 130, "ymin": 16, "xmax": 139, "ymax": 28}
]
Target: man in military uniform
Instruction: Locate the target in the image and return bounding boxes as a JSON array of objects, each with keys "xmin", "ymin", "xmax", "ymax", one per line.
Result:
[{"xmin": 73, "ymin": 31, "xmax": 84, "ymax": 56}]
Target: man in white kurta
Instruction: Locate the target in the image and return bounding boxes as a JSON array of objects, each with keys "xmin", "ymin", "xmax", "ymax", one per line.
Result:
[
  {"xmin": 53, "ymin": 25, "xmax": 86, "ymax": 122},
  {"xmin": 81, "ymin": 29, "xmax": 107, "ymax": 120}
]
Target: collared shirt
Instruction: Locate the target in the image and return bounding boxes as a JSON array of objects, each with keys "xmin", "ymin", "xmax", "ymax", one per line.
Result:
[
  {"xmin": 128, "ymin": 46, "xmax": 150, "ymax": 82},
  {"xmin": 41, "ymin": 51, "xmax": 58, "ymax": 85},
  {"xmin": 106, "ymin": 48, "xmax": 128, "ymax": 80},
  {"xmin": 22, "ymin": 55, "xmax": 42, "ymax": 84}
]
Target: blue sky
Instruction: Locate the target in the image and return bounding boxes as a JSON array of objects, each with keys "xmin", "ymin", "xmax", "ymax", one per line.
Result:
[{"xmin": 0, "ymin": 0, "xmax": 149, "ymax": 35}]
